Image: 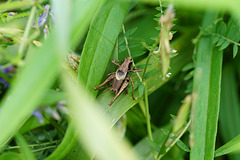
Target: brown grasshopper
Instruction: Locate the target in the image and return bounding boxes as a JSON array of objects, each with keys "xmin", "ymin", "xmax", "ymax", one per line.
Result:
[{"xmin": 94, "ymin": 57, "xmax": 142, "ymax": 106}]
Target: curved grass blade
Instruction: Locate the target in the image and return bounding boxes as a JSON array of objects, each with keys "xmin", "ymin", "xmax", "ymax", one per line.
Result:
[
  {"xmin": 0, "ymin": 36, "xmax": 59, "ymax": 148},
  {"xmin": 0, "ymin": 0, "xmax": 46, "ymax": 11},
  {"xmin": 216, "ymin": 64, "xmax": 240, "ymax": 159},
  {"xmin": 0, "ymin": 0, "xmax": 103, "ymax": 151},
  {"xmin": 15, "ymin": 132, "xmax": 36, "ymax": 160},
  {"xmin": 47, "ymin": 1, "xmax": 129, "ymax": 159},
  {"xmin": 190, "ymin": 11, "xmax": 223, "ymax": 160},
  {"xmin": 215, "ymin": 134, "xmax": 240, "ymax": 157},
  {"xmin": 62, "ymin": 71, "xmax": 139, "ymax": 160}
]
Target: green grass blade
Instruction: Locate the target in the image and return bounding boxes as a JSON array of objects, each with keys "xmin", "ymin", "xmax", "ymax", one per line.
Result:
[
  {"xmin": 215, "ymin": 134, "xmax": 240, "ymax": 157},
  {"xmin": 0, "ymin": 37, "xmax": 59, "ymax": 148},
  {"xmin": 215, "ymin": 64, "xmax": 240, "ymax": 159},
  {"xmin": 0, "ymin": 0, "xmax": 103, "ymax": 151},
  {"xmin": 15, "ymin": 132, "xmax": 36, "ymax": 160},
  {"xmin": 70, "ymin": 0, "xmax": 105, "ymax": 47},
  {"xmin": 62, "ymin": 71, "xmax": 139, "ymax": 160},
  {"xmin": 190, "ymin": 11, "xmax": 223, "ymax": 160},
  {"xmin": 78, "ymin": 0, "xmax": 131, "ymax": 95},
  {"xmin": 170, "ymin": 0, "xmax": 240, "ymax": 12},
  {"xmin": 0, "ymin": 152, "xmax": 22, "ymax": 160},
  {"xmin": 0, "ymin": 0, "xmax": 46, "ymax": 11},
  {"xmin": 46, "ymin": 0, "xmax": 107, "ymax": 159}
]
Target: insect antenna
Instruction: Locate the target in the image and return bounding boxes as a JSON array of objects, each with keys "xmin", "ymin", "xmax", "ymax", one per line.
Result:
[
  {"xmin": 91, "ymin": 26, "xmax": 129, "ymax": 58},
  {"xmin": 92, "ymin": 25, "xmax": 142, "ymax": 81}
]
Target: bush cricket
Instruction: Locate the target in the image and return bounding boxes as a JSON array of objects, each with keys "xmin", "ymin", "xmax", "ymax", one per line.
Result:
[{"xmin": 94, "ymin": 57, "xmax": 142, "ymax": 106}]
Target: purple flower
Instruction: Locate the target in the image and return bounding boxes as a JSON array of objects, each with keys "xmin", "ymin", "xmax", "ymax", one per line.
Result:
[
  {"xmin": 32, "ymin": 110, "xmax": 44, "ymax": 123},
  {"xmin": 38, "ymin": 5, "xmax": 50, "ymax": 27},
  {"xmin": 0, "ymin": 65, "xmax": 15, "ymax": 88},
  {"xmin": 43, "ymin": 25, "xmax": 49, "ymax": 39},
  {"xmin": 2, "ymin": 65, "xmax": 15, "ymax": 73},
  {"xmin": 0, "ymin": 77, "xmax": 9, "ymax": 88}
]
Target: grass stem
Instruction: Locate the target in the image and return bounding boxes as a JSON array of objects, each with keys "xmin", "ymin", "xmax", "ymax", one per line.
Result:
[
  {"xmin": 122, "ymin": 25, "xmax": 142, "ymax": 82},
  {"xmin": 18, "ymin": 5, "xmax": 37, "ymax": 58}
]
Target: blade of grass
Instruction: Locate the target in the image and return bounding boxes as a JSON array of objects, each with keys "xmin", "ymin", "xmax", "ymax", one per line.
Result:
[
  {"xmin": 0, "ymin": 36, "xmax": 59, "ymax": 148},
  {"xmin": 0, "ymin": 152, "xmax": 22, "ymax": 160},
  {"xmin": 15, "ymin": 132, "xmax": 36, "ymax": 160},
  {"xmin": 0, "ymin": 0, "xmax": 46, "ymax": 11},
  {"xmin": 215, "ymin": 134, "xmax": 240, "ymax": 157},
  {"xmin": 190, "ymin": 11, "xmax": 223, "ymax": 160},
  {"xmin": 215, "ymin": 64, "xmax": 240, "ymax": 159},
  {"xmin": 0, "ymin": 0, "xmax": 103, "ymax": 151},
  {"xmin": 62, "ymin": 70, "xmax": 139, "ymax": 160},
  {"xmin": 78, "ymin": 0, "xmax": 131, "ymax": 96},
  {"xmin": 18, "ymin": 5, "xmax": 37, "ymax": 58},
  {"xmin": 46, "ymin": 0, "xmax": 106, "ymax": 159},
  {"xmin": 170, "ymin": 0, "xmax": 240, "ymax": 13},
  {"xmin": 46, "ymin": 1, "xmax": 129, "ymax": 159}
]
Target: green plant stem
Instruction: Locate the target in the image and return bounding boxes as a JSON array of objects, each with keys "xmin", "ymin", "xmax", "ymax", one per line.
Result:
[
  {"xmin": 144, "ymin": 82, "xmax": 156, "ymax": 158},
  {"xmin": 0, "ymin": 0, "xmax": 46, "ymax": 11},
  {"xmin": 18, "ymin": 5, "xmax": 37, "ymax": 58},
  {"xmin": 205, "ymin": 30, "xmax": 240, "ymax": 46},
  {"xmin": 144, "ymin": 83, "xmax": 153, "ymax": 140},
  {"xmin": 157, "ymin": 121, "xmax": 191, "ymax": 160},
  {"xmin": 141, "ymin": 33, "xmax": 160, "ymax": 81},
  {"xmin": 122, "ymin": 25, "xmax": 142, "ymax": 82},
  {"xmin": 139, "ymin": 100, "xmax": 146, "ymax": 116},
  {"xmin": 1, "ymin": 140, "xmax": 61, "ymax": 150},
  {"xmin": 141, "ymin": 54, "xmax": 152, "ymax": 80}
]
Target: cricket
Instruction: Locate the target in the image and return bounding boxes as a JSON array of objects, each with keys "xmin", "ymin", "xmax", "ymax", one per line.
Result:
[{"xmin": 94, "ymin": 57, "xmax": 142, "ymax": 106}]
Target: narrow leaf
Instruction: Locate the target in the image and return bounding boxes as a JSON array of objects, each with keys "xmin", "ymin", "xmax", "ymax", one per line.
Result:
[
  {"xmin": 78, "ymin": 0, "xmax": 131, "ymax": 97},
  {"xmin": 124, "ymin": 27, "xmax": 138, "ymax": 38},
  {"xmin": 215, "ymin": 134, "xmax": 240, "ymax": 157},
  {"xmin": 233, "ymin": 44, "xmax": 238, "ymax": 58},
  {"xmin": 216, "ymin": 38, "xmax": 224, "ymax": 47},
  {"xmin": 0, "ymin": 152, "xmax": 21, "ymax": 160},
  {"xmin": 217, "ymin": 64, "xmax": 240, "ymax": 159},
  {"xmin": 62, "ymin": 71, "xmax": 139, "ymax": 160},
  {"xmin": 172, "ymin": 95, "xmax": 191, "ymax": 133},
  {"xmin": 146, "ymin": 138, "xmax": 161, "ymax": 153},
  {"xmin": 48, "ymin": 1, "xmax": 130, "ymax": 159},
  {"xmin": 15, "ymin": 132, "xmax": 36, "ymax": 160},
  {"xmin": 138, "ymin": 83, "xmax": 145, "ymax": 96},
  {"xmin": 219, "ymin": 40, "xmax": 230, "ymax": 50},
  {"xmin": 176, "ymin": 140, "xmax": 190, "ymax": 152},
  {"xmin": 190, "ymin": 11, "xmax": 223, "ymax": 160},
  {"xmin": 132, "ymin": 51, "xmax": 146, "ymax": 58}
]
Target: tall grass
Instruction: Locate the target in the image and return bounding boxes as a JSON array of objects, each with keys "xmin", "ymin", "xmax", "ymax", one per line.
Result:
[{"xmin": 0, "ymin": 0, "xmax": 240, "ymax": 160}]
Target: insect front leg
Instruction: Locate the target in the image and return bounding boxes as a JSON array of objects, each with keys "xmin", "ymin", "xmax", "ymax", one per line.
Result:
[
  {"xmin": 129, "ymin": 76, "xmax": 136, "ymax": 100},
  {"xmin": 94, "ymin": 74, "xmax": 115, "ymax": 90},
  {"xmin": 128, "ymin": 69, "xmax": 143, "ymax": 73}
]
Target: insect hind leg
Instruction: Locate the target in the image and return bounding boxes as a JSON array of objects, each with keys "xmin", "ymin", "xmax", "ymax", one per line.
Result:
[
  {"xmin": 94, "ymin": 74, "xmax": 115, "ymax": 90},
  {"xmin": 129, "ymin": 76, "xmax": 136, "ymax": 100}
]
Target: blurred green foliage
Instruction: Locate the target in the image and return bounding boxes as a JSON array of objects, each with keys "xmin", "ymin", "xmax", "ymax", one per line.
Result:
[{"xmin": 0, "ymin": 0, "xmax": 240, "ymax": 160}]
